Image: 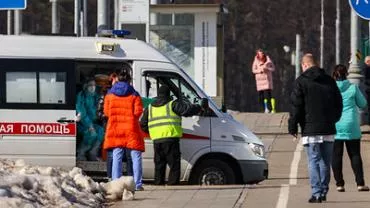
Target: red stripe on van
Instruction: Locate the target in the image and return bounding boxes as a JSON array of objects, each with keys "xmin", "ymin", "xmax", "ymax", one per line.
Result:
[
  {"xmin": 0, "ymin": 123, "xmax": 76, "ymax": 136},
  {"xmin": 142, "ymin": 132, "xmax": 209, "ymax": 140},
  {"xmin": 182, "ymin": 133, "xmax": 210, "ymax": 140}
]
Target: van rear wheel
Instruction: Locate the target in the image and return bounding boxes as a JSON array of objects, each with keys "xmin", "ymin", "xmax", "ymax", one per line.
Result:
[{"xmin": 189, "ymin": 159, "xmax": 236, "ymax": 185}]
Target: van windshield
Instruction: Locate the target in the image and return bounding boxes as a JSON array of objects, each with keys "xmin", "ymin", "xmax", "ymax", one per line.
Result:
[
  {"xmin": 169, "ymin": 78, "xmax": 201, "ymax": 105},
  {"xmin": 144, "ymin": 73, "xmax": 200, "ymax": 105},
  {"xmin": 175, "ymin": 69, "xmax": 222, "ymax": 112},
  {"xmin": 143, "ymin": 71, "xmax": 218, "ymax": 117}
]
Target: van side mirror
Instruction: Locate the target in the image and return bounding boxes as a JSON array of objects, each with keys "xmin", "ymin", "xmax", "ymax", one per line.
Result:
[
  {"xmin": 221, "ymin": 103, "xmax": 227, "ymax": 113},
  {"xmin": 201, "ymin": 98, "xmax": 209, "ymax": 109}
]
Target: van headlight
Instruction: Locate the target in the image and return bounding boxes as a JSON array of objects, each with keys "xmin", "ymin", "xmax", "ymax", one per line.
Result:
[{"xmin": 248, "ymin": 143, "xmax": 265, "ymax": 158}]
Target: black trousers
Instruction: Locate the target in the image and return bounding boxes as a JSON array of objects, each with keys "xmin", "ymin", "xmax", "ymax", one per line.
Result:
[
  {"xmin": 258, "ymin": 89, "xmax": 272, "ymax": 112},
  {"xmin": 332, "ymin": 140, "xmax": 365, "ymax": 186},
  {"xmin": 367, "ymin": 91, "xmax": 370, "ymax": 124},
  {"xmin": 153, "ymin": 140, "xmax": 181, "ymax": 185}
]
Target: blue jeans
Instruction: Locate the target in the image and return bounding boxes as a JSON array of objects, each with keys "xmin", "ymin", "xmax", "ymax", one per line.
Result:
[
  {"xmin": 131, "ymin": 150, "xmax": 143, "ymax": 189},
  {"xmin": 304, "ymin": 142, "xmax": 334, "ymax": 198},
  {"xmin": 107, "ymin": 149, "xmax": 133, "ymax": 179},
  {"xmin": 110, "ymin": 148, "xmax": 143, "ymax": 189},
  {"xmin": 112, "ymin": 148, "xmax": 124, "ymax": 180}
]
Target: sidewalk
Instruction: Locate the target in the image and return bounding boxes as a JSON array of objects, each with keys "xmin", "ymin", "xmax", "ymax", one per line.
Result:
[
  {"xmin": 240, "ymin": 113, "xmax": 370, "ymax": 208},
  {"xmin": 232, "ymin": 112, "xmax": 370, "ymax": 139},
  {"xmin": 244, "ymin": 133, "xmax": 370, "ymax": 208},
  {"xmin": 229, "ymin": 112, "xmax": 289, "ymax": 135},
  {"xmin": 112, "ymin": 185, "xmax": 247, "ymax": 208},
  {"xmin": 111, "ymin": 113, "xmax": 370, "ymax": 208}
]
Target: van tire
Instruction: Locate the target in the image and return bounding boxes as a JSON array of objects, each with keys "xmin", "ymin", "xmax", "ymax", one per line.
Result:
[{"xmin": 189, "ymin": 159, "xmax": 236, "ymax": 185}]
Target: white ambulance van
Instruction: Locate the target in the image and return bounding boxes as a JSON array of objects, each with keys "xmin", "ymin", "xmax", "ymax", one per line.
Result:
[{"xmin": 0, "ymin": 33, "xmax": 268, "ymax": 185}]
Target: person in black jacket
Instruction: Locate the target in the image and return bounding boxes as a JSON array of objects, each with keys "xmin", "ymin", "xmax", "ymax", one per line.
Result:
[
  {"xmin": 140, "ymin": 85, "xmax": 203, "ymax": 185},
  {"xmin": 363, "ymin": 56, "xmax": 370, "ymax": 123},
  {"xmin": 288, "ymin": 54, "xmax": 342, "ymax": 203}
]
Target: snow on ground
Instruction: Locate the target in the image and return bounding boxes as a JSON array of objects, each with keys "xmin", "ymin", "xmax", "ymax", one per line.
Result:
[{"xmin": 0, "ymin": 159, "xmax": 135, "ymax": 208}]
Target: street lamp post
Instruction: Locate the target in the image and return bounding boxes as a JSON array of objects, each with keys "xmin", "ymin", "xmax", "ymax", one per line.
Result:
[
  {"xmin": 14, "ymin": 10, "xmax": 22, "ymax": 35},
  {"xmin": 335, "ymin": 0, "xmax": 341, "ymax": 65},
  {"xmin": 348, "ymin": 9, "xmax": 365, "ymax": 124},
  {"xmin": 295, "ymin": 34, "xmax": 301, "ymax": 79},
  {"xmin": 348, "ymin": 10, "xmax": 362, "ymax": 85},
  {"xmin": 51, "ymin": 0, "xmax": 60, "ymax": 34},
  {"xmin": 97, "ymin": 0, "xmax": 108, "ymax": 32},
  {"xmin": 114, "ymin": 0, "xmax": 119, "ymax": 29},
  {"xmin": 82, "ymin": 0, "xmax": 87, "ymax": 36},
  {"xmin": 320, "ymin": 0, "xmax": 324, "ymax": 68},
  {"xmin": 74, "ymin": 0, "xmax": 81, "ymax": 36},
  {"xmin": 7, "ymin": 10, "xmax": 12, "ymax": 35}
]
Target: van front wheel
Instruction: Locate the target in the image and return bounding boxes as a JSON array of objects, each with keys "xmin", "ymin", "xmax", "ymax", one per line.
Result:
[{"xmin": 189, "ymin": 159, "xmax": 236, "ymax": 185}]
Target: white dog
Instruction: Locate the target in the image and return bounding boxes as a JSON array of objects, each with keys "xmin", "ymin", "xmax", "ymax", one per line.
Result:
[{"xmin": 102, "ymin": 176, "xmax": 136, "ymax": 201}]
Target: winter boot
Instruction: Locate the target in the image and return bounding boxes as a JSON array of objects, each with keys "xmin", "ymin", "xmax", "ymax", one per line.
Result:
[
  {"xmin": 263, "ymin": 99, "xmax": 270, "ymax": 113},
  {"xmin": 271, "ymin": 98, "xmax": 276, "ymax": 113}
]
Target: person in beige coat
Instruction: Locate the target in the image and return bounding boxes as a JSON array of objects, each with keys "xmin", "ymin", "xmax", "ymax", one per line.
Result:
[{"xmin": 252, "ymin": 49, "xmax": 275, "ymax": 113}]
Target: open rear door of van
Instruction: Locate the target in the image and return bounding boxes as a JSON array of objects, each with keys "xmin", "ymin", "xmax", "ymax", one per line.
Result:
[{"xmin": 0, "ymin": 59, "xmax": 76, "ymax": 168}]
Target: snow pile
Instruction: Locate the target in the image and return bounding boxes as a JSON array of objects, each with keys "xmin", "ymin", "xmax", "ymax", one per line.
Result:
[{"xmin": 0, "ymin": 159, "xmax": 136, "ymax": 208}]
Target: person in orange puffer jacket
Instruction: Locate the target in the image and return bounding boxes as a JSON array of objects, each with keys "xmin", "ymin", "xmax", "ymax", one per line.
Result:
[{"xmin": 103, "ymin": 64, "xmax": 144, "ymax": 191}]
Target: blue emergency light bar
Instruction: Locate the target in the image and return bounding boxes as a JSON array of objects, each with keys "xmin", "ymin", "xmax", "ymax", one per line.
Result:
[
  {"xmin": 97, "ymin": 29, "xmax": 131, "ymax": 38},
  {"xmin": 113, "ymin": 30, "xmax": 131, "ymax": 36}
]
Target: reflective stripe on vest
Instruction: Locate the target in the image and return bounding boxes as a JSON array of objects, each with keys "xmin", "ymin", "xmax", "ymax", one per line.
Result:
[{"xmin": 148, "ymin": 101, "xmax": 182, "ymax": 140}]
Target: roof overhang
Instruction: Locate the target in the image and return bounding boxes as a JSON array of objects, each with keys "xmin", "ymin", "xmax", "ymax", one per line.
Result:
[{"xmin": 150, "ymin": 4, "xmax": 220, "ymax": 14}]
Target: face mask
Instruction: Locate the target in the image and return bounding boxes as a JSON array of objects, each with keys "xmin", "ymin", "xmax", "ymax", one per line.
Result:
[{"xmin": 87, "ymin": 86, "xmax": 96, "ymax": 94}]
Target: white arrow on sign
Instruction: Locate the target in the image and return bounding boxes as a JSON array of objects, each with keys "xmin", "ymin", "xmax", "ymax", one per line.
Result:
[{"xmin": 356, "ymin": 0, "xmax": 369, "ymax": 4}]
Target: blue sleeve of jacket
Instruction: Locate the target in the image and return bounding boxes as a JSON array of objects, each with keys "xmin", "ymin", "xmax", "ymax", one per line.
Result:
[
  {"xmin": 76, "ymin": 92, "xmax": 93, "ymax": 129},
  {"xmin": 355, "ymin": 86, "xmax": 367, "ymax": 109}
]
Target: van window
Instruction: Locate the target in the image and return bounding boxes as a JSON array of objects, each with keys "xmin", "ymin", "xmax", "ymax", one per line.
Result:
[
  {"xmin": 143, "ymin": 71, "xmax": 216, "ymax": 117},
  {"xmin": 169, "ymin": 77, "xmax": 200, "ymax": 105},
  {"xmin": 0, "ymin": 59, "xmax": 75, "ymax": 110},
  {"xmin": 39, "ymin": 72, "xmax": 66, "ymax": 104},
  {"xmin": 144, "ymin": 72, "xmax": 200, "ymax": 105},
  {"xmin": 145, "ymin": 76, "xmax": 159, "ymax": 98},
  {"xmin": 5, "ymin": 72, "xmax": 66, "ymax": 104},
  {"xmin": 6, "ymin": 72, "xmax": 37, "ymax": 103}
]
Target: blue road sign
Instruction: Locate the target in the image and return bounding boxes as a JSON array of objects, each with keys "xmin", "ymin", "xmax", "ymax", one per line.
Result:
[
  {"xmin": 0, "ymin": 0, "xmax": 27, "ymax": 10},
  {"xmin": 349, "ymin": 0, "xmax": 370, "ymax": 20}
]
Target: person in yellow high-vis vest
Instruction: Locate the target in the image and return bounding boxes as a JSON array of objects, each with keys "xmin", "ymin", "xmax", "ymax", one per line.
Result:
[{"xmin": 140, "ymin": 85, "xmax": 203, "ymax": 185}]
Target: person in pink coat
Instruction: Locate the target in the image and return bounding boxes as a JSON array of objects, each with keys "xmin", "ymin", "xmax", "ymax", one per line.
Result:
[{"xmin": 252, "ymin": 49, "xmax": 275, "ymax": 113}]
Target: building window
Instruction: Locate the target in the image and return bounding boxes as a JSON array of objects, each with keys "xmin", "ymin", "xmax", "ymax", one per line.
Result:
[
  {"xmin": 156, "ymin": 14, "xmax": 173, "ymax": 25},
  {"xmin": 175, "ymin": 14, "xmax": 194, "ymax": 26},
  {"xmin": 150, "ymin": 13, "xmax": 195, "ymax": 79}
]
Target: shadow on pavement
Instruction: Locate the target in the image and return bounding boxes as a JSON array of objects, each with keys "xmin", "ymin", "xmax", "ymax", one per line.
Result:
[{"xmin": 325, "ymin": 200, "xmax": 370, "ymax": 204}]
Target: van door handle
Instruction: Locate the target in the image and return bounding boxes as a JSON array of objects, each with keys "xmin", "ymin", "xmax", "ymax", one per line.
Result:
[{"xmin": 57, "ymin": 117, "xmax": 75, "ymax": 124}]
